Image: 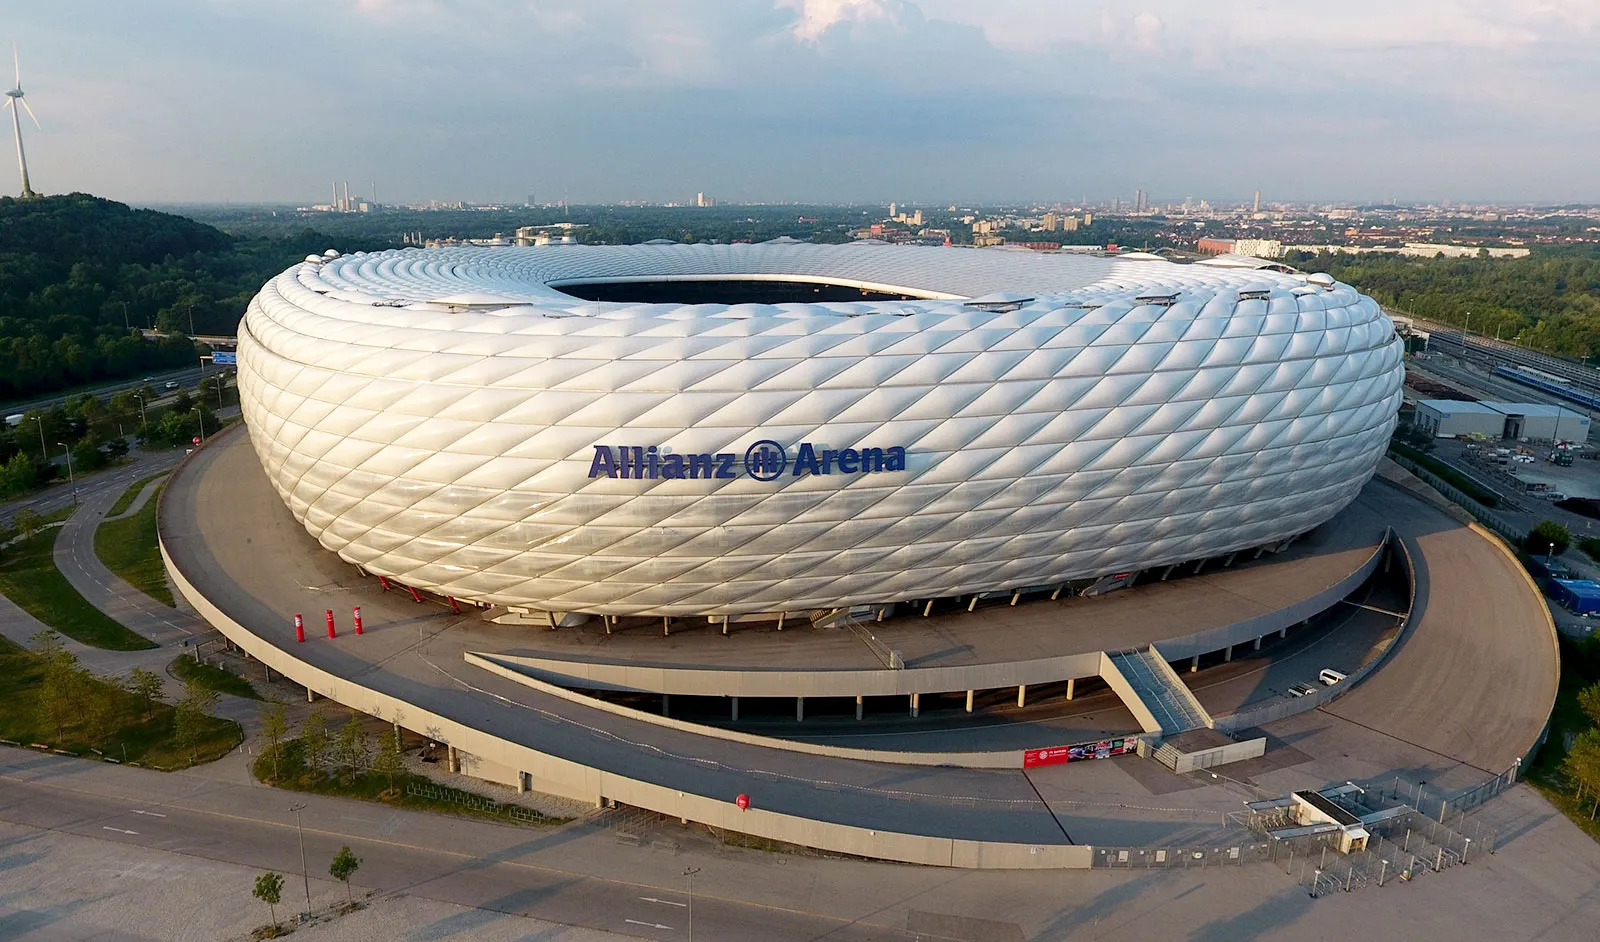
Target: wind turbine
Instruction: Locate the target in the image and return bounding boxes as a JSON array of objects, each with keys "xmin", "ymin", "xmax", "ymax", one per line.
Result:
[{"xmin": 4, "ymin": 45, "xmax": 39, "ymax": 199}]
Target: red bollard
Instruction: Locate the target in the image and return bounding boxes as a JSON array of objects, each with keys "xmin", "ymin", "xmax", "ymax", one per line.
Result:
[
  {"xmin": 294, "ymin": 613, "xmax": 305, "ymax": 643},
  {"xmin": 353, "ymin": 606, "xmax": 363, "ymax": 634},
  {"xmin": 325, "ymin": 609, "xmax": 336, "ymax": 638}
]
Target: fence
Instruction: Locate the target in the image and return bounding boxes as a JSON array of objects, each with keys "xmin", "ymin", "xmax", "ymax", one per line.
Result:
[
  {"xmin": 404, "ymin": 780, "xmax": 546, "ymax": 824},
  {"xmin": 1387, "ymin": 455, "xmax": 1522, "ymax": 543}
]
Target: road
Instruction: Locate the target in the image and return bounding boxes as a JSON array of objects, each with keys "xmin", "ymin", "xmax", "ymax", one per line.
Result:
[
  {"xmin": 4, "ymin": 747, "xmax": 1600, "ymax": 941},
  {"xmin": 0, "ymin": 364, "xmax": 212, "ymax": 418}
]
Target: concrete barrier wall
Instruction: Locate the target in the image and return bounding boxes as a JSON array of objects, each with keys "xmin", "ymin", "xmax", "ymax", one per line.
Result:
[
  {"xmin": 467, "ymin": 652, "xmax": 1028, "ymax": 770},
  {"xmin": 1170, "ymin": 737, "xmax": 1267, "ymax": 774},
  {"xmin": 1214, "ymin": 534, "xmax": 1412, "ymax": 734},
  {"xmin": 1153, "ymin": 532, "xmax": 1390, "ymax": 662},
  {"xmin": 493, "ymin": 650, "xmax": 1109, "ymax": 699},
  {"xmin": 160, "ymin": 535, "xmax": 1094, "ymax": 869}
]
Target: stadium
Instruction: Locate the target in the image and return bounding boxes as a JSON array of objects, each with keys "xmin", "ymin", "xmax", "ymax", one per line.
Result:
[
  {"xmin": 235, "ymin": 243, "xmax": 1405, "ymax": 620},
  {"xmin": 157, "ymin": 241, "xmax": 1556, "ymax": 868}
]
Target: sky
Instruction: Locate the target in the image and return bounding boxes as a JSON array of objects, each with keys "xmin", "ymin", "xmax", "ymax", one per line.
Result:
[{"xmin": 6, "ymin": 0, "xmax": 1600, "ymax": 205}]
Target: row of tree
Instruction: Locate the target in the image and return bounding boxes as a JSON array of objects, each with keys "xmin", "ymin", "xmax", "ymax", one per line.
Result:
[
  {"xmin": 257, "ymin": 703, "xmax": 406, "ymax": 792},
  {"xmin": 252, "ymin": 846, "xmax": 363, "ymax": 932},
  {"xmin": 1564, "ymin": 682, "xmax": 1600, "ymax": 818},
  {"xmin": 30, "ymin": 629, "xmax": 219, "ymax": 761}
]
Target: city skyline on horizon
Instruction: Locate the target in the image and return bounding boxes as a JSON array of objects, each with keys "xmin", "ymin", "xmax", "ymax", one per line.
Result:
[{"xmin": 8, "ymin": 1, "xmax": 1600, "ymax": 205}]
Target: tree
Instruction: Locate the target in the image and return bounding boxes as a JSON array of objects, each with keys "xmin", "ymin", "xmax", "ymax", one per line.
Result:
[
  {"xmin": 173, "ymin": 676, "xmax": 219, "ymax": 764},
  {"xmin": 252, "ymin": 871, "xmax": 284, "ymax": 932},
  {"xmin": 371, "ymin": 727, "xmax": 404, "ymax": 795},
  {"xmin": 299, "ymin": 709, "xmax": 329, "ymax": 776},
  {"xmin": 1565, "ymin": 729, "xmax": 1600, "ymax": 818},
  {"xmin": 127, "ymin": 667, "xmax": 164, "ymax": 719},
  {"xmin": 11, "ymin": 506, "xmax": 42, "ymax": 538},
  {"xmin": 32, "ymin": 629, "xmax": 83, "ymax": 740},
  {"xmin": 328, "ymin": 846, "xmax": 361, "ymax": 903},
  {"xmin": 334, "ymin": 714, "xmax": 370, "ymax": 782},
  {"xmin": 1581, "ymin": 682, "xmax": 1600, "ymax": 730},
  {"xmin": 1526, "ymin": 520, "xmax": 1572, "ymax": 558},
  {"xmin": 260, "ymin": 700, "xmax": 289, "ymax": 782}
]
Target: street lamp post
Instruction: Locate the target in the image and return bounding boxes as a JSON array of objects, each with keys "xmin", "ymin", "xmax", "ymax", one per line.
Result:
[
  {"xmin": 1549, "ymin": 542, "xmax": 1557, "ymax": 568},
  {"xmin": 683, "ymin": 867, "xmax": 700, "ymax": 942},
  {"xmin": 133, "ymin": 393, "xmax": 148, "ymax": 429},
  {"xmin": 32, "ymin": 414, "xmax": 45, "ymax": 459},
  {"xmin": 193, "ymin": 407, "xmax": 206, "ymax": 442},
  {"xmin": 56, "ymin": 442, "xmax": 76, "ymax": 506},
  {"xmin": 289, "ymin": 803, "xmax": 311, "ymax": 915}
]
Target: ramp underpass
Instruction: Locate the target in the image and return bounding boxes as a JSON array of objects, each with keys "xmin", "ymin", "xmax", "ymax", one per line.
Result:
[{"xmin": 1101, "ymin": 646, "xmax": 1212, "ymax": 735}]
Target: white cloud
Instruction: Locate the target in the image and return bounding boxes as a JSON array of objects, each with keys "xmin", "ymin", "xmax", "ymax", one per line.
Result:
[{"xmin": 784, "ymin": 0, "xmax": 900, "ymax": 42}]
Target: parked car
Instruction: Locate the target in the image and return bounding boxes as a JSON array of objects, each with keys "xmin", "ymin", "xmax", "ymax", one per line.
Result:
[
  {"xmin": 1319, "ymin": 668, "xmax": 1348, "ymax": 686},
  {"xmin": 1287, "ymin": 683, "xmax": 1317, "ymax": 698}
]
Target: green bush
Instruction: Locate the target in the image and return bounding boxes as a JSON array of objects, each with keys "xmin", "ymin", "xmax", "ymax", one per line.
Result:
[{"xmin": 1527, "ymin": 520, "xmax": 1573, "ymax": 558}]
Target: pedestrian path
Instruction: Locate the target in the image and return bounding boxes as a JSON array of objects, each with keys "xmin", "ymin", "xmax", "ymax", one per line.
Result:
[{"xmin": 53, "ymin": 469, "xmax": 208, "ymax": 648}]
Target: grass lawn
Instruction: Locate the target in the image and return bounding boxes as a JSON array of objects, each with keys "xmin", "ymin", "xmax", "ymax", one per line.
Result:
[
  {"xmin": 0, "ymin": 512, "xmax": 156, "ymax": 650},
  {"xmin": 94, "ymin": 482, "xmax": 174, "ymax": 607},
  {"xmin": 172, "ymin": 653, "xmax": 260, "ymax": 700},
  {"xmin": 0, "ymin": 635, "xmax": 240, "ymax": 767},
  {"xmin": 106, "ymin": 470, "xmax": 169, "ymax": 517}
]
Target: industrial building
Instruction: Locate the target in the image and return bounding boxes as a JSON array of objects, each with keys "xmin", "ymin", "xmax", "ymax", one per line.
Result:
[{"xmin": 1414, "ymin": 399, "xmax": 1590, "ymax": 443}]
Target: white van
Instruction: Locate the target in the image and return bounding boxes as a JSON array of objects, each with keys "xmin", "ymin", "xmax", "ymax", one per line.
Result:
[{"xmin": 1318, "ymin": 668, "xmax": 1347, "ymax": 686}]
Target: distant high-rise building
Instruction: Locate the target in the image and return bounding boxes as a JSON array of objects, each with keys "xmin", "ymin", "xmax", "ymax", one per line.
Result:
[
  {"xmin": 526, "ymin": 194, "xmax": 536, "ymax": 207},
  {"xmin": 695, "ymin": 192, "xmax": 715, "ymax": 207},
  {"xmin": 1041, "ymin": 213, "xmax": 1060, "ymax": 231},
  {"xmin": 889, "ymin": 202, "xmax": 897, "ymax": 218},
  {"xmin": 1253, "ymin": 191, "xmax": 1261, "ymax": 214}
]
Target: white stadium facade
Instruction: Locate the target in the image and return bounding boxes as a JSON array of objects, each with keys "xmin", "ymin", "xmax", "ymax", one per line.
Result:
[{"xmin": 236, "ymin": 242, "xmax": 1405, "ymax": 620}]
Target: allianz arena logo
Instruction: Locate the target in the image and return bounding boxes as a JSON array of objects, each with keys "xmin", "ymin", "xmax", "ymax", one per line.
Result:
[{"xmin": 588, "ymin": 441, "xmax": 908, "ymax": 481}]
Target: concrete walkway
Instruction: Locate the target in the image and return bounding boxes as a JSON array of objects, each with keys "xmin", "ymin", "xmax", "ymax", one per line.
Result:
[
  {"xmin": 103, "ymin": 472, "xmax": 167, "ymax": 522},
  {"xmin": 53, "ymin": 460, "xmax": 207, "ymax": 648}
]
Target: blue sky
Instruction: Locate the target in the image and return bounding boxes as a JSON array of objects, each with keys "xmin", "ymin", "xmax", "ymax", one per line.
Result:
[{"xmin": 8, "ymin": 0, "xmax": 1599, "ymax": 204}]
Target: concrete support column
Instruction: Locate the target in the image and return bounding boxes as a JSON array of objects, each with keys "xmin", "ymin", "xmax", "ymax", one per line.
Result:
[
  {"xmin": 1066, "ymin": 678, "xmax": 1075, "ymax": 701},
  {"xmin": 1224, "ymin": 645, "xmax": 1234, "ymax": 663},
  {"xmin": 663, "ymin": 618, "xmax": 671, "ymax": 637},
  {"xmin": 604, "ymin": 616, "xmax": 612, "ymax": 636},
  {"xmin": 730, "ymin": 697, "xmax": 739, "ymax": 722},
  {"xmin": 1010, "ymin": 590, "xmax": 1022, "ymax": 606},
  {"xmin": 662, "ymin": 694, "xmax": 670, "ymax": 717},
  {"xmin": 518, "ymin": 772, "xmax": 530, "ymax": 794},
  {"xmin": 855, "ymin": 696, "xmax": 864, "ymax": 720},
  {"xmin": 796, "ymin": 697, "xmax": 805, "ymax": 722},
  {"xmin": 923, "ymin": 599, "xmax": 935, "ymax": 617},
  {"xmin": 967, "ymin": 595, "xmax": 979, "ymax": 612},
  {"xmin": 306, "ymin": 688, "xmax": 316, "ymax": 703},
  {"xmin": 965, "ymin": 690, "xmax": 975, "ymax": 713},
  {"xmin": 1050, "ymin": 584, "xmax": 1065, "ymax": 600},
  {"xmin": 721, "ymin": 616, "xmax": 730, "ymax": 636},
  {"xmin": 1017, "ymin": 684, "xmax": 1027, "ymax": 708},
  {"xmin": 776, "ymin": 612, "xmax": 786, "ymax": 631},
  {"xmin": 1280, "ymin": 626, "xmax": 1289, "ymax": 639},
  {"xmin": 910, "ymin": 693, "xmax": 920, "ymax": 718},
  {"xmin": 1254, "ymin": 636, "xmax": 1263, "ymax": 651},
  {"xmin": 1190, "ymin": 655, "xmax": 1200, "ymax": 673},
  {"xmin": 447, "ymin": 745, "xmax": 460, "ymax": 774}
]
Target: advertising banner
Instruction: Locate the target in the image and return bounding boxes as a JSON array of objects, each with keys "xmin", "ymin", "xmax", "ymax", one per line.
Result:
[{"xmin": 1023, "ymin": 738, "xmax": 1138, "ymax": 769}]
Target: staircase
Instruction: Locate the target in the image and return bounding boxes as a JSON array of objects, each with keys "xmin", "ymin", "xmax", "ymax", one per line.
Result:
[{"xmin": 1103, "ymin": 647, "xmax": 1211, "ymax": 735}]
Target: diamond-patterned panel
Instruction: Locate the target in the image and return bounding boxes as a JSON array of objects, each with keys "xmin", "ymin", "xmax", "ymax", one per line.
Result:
[{"xmin": 237, "ymin": 243, "xmax": 1404, "ymax": 616}]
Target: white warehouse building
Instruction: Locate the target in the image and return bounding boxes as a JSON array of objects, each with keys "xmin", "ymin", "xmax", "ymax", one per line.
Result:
[
  {"xmin": 1415, "ymin": 399, "xmax": 1590, "ymax": 443},
  {"xmin": 237, "ymin": 243, "xmax": 1404, "ymax": 619}
]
